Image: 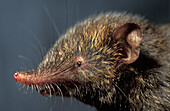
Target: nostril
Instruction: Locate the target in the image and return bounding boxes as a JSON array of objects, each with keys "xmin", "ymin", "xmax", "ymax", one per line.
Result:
[{"xmin": 14, "ymin": 72, "xmax": 19, "ymax": 79}]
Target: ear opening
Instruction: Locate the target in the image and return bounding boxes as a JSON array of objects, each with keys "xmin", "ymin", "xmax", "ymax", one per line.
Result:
[{"xmin": 112, "ymin": 23, "xmax": 143, "ymax": 64}]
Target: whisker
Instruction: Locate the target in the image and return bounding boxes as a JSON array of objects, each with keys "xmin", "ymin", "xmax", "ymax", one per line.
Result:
[
  {"xmin": 113, "ymin": 83, "xmax": 137, "ymax": 109},
  {"xmin": 72, "ymin": 0, "xmax": 77, "ymax": 24},
  {"xmin": 30, "ymin": 43, "xmax": 43, "ymax": 61},
  {"xmin": 43, "ymin": 5, "xmax": 60, "ymax": 38},
  {"xmin": 34, "ymin": 85, "xmax": 39, "ymax": 92},
  {"xmin": 72, "ymin": 82, "xmax": 80, "ymax": 96},
  {"xmin": 64, "ymin": 0, "xmax": 68, "ymax": 33},
  {"xmin": 26, "ymin": 86, "xmax": 29, "ymax": 93},
  {"xmin": 19, "ymin": 23, "xmax": 45, "ymax": 59},
  {"xmin": 50, "ymin": 84, "xmax": 55, "ymax": 95},
  {"xmin": 22, "ymin": 84, "xmax": 26, "ymax": 89},
  {"xmin": 53, "ymin": 83, "xmax": 64, "ymax": 101},
  {"xmin": 47, "ymin": 84, "xmax": 52, "ymax": 97},
  {"xmin": 31, "ymin": 85, "xmax": 34, "ymax": 93},
  {"xmin": 19, "ymin": 62, "xmax": 28, "ymax": 71},
  {"xmin": 18, "ymin": 55, "xmax": 34, "ymax": 69},
  {"xmin": 63, "ymin": 83, "xmax": 72, "ymax": 96},
  {"xmin": 18, "ymin": 83, "xmax": 23, "ymax": 91}
]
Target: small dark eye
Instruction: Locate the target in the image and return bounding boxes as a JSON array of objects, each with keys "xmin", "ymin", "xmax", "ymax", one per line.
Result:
[{"xmin": 77, "ymin": 61, "xmax": 82, "ymax": 67}]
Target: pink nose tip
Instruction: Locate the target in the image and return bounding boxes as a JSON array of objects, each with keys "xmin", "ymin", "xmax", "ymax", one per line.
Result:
[{"xmin": 14, "ymin": 72, "xmax": 19, "ymax": 81}]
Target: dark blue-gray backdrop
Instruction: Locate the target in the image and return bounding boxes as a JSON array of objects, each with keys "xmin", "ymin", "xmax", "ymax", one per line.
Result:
[{"xmin": 0, "ymin": 0, "xmax": 169, "ymax": 111}]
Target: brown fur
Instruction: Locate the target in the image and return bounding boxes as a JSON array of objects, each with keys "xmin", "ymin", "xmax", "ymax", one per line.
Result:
[{"xmin": 14, "ymin": 12, "xmax": 170, "ymax": 111}]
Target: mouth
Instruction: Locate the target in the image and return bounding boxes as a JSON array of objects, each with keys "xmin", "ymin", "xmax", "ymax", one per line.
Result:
[{"xmin": 37, "ymin": 83, "xmax": 69, "ymax": 96}]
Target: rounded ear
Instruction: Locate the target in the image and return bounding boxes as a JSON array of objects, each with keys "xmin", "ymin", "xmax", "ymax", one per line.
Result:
[{"xmin": 111, "ymin": 23, "xmax": 143, "ymax": 64}]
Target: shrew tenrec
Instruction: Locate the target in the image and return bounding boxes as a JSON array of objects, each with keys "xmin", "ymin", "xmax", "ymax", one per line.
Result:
[{"xmin": 14, "ymin": 12, "xmax": 170, "ymax": 111}]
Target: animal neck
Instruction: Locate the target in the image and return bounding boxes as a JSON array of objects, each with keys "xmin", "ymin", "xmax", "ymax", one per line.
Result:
[{"xmin": 74, "ymin": 52, "xmax": 162, "ymax": 111}]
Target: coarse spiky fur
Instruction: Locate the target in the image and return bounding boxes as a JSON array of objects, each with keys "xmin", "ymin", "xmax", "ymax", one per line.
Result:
[{"xmin": 14, "ymin": 12, "xmax": 170, "ymax": 111}]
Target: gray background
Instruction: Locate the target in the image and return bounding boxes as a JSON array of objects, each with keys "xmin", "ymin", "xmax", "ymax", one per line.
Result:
[{"xmin": 0, "ymin": 0, "xmax": 169, "ymax": 111}]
